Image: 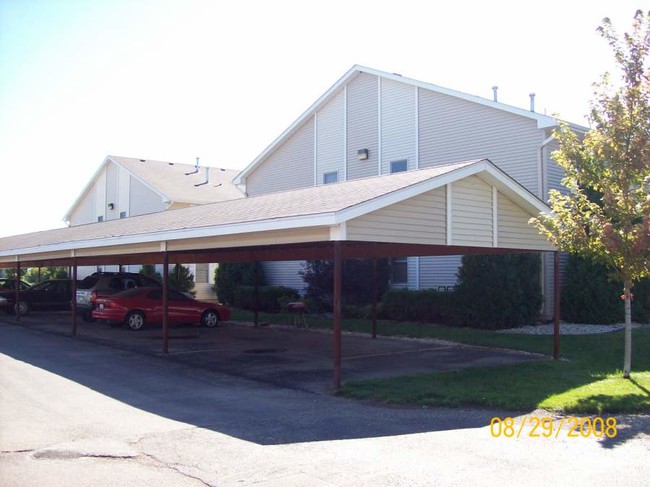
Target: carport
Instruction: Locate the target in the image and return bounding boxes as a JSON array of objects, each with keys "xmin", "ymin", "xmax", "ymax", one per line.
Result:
[{"xmin": 0, "ymin": 159, "xmax": 559, "ymax": 388}]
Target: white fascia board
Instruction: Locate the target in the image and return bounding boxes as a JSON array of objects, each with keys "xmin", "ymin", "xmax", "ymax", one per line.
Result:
[
  {"xmin": 62, "ymin": 156, "xmax": 113, "ymax": 223},
  {"xmin": 334, "ymin": 161, "xmax": 489, "ymax": 223},
  {"xmin": 233, "ymin": 66, "xmax": 362, "ymax": 185},
  {"xmin": 2, "ymin": 213, "xmax": 340, "ymax": 258}
]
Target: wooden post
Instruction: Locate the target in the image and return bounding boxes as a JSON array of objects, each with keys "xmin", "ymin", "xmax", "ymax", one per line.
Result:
[
  {"xmin": 71, "ymin": 259, "xmax": 78, "ymax": 337},
  {"xmin": 162, "ymin": 251, "xmax": 169, "ymax": 354},
  {"xmin": 333, "ymin": 242, "xmax": 342, "ymax": 390},
  {"xmin": 553, "ymin": 251, "xmax": 560, "ymax": 359},
  {"xmin": 372, "ymin": 259, "xmax": 378, "ymax": 339}
]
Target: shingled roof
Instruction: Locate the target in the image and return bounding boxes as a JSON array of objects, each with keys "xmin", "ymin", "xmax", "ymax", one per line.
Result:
[{"xmin": 1, "ymin": 159, "xmax": 549, "ymax": 259}]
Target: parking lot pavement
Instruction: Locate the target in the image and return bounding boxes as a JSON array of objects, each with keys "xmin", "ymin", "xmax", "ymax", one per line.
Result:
[
  {"xmin": 0, "ymin": 311, "xmax": 543, "ymax": 393},
  {"xmin": 1, "ymin": 321, "xmax": 649, "ymax": 487}
]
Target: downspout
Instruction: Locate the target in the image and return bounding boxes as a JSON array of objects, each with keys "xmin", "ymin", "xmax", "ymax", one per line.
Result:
[{"xmin": 538, "ymin": 132, "xmax": 556, "ymax": 320}]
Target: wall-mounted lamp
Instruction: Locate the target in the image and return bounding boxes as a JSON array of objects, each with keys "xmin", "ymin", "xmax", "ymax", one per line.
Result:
[
  {"xmin": 357, "ymin": 149, "xmax": 369, "ymax": 160},
  {"xmin": 107, "ymin": 203, "xmax": 115, "ymax": 210}
]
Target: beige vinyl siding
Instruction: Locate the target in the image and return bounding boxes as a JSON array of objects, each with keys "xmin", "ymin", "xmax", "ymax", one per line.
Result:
[
  {"xmin": 418, "ymin": 255, "xmax": 462, "ymax": 289},
  {"xmin": 498, "ymin": 193, "xmax": 554, "ymax": 250},
  {"xmin": 381, "ymin": 79, "xmax": 416, "ymax": 174},
  {"xmin": 105, "ymin": 163, "xmax": 119, "ymax": 221},
  {"xmin": 418, "ymin": 89, "xmax": 542, "ymax": 196},
  {"xmin": 263, "ymin": 260, "xmax": 306, "ymax": 292},
  {"xmin": 247, "ymin": 118, "xmax": 315, "ymax": 196},
  {"xmin": 347, "ymin": 73, "xmax": 379, "ymax": 180},
  {"xmin": 316, "ymin": 90, "xmax": 345, "ymax": 184},
  {"xmin": 69, "ymin": 189, "xmax": 96, "ymax": 226},
  {"xmin": 451, "ymin": 176, "xmax": 493, "ymax": 246},
  {"xmin": 347, "ymin": 187, "xmax": 446, "ymax": 244},
  {"xmin": 129, "ymin": 176, "xmax": 166, "ymax": 216}
]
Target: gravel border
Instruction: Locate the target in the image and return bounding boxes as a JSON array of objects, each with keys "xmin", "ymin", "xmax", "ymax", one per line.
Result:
[{"xmin": 498, "ymin": 322, "xmax": 647, "ymax": 335}]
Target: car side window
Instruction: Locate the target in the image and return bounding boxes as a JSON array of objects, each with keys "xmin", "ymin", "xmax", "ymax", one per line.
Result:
[
  {"xmin": 108, "ymin": 278, "xmax": 122, "ymax": 290},
  {"xmin": 124, "ymin": 279, "xmax": 136, "ymax": 290}
]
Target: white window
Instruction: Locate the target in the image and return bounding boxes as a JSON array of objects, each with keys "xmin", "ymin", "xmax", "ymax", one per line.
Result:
[
  {"xmin": 390, "ymin": 160, "xmax": 408, "ymax": 173},
  {"xmin": 323, "ymin": 171, "xmax": 338, "ymax": 184}
]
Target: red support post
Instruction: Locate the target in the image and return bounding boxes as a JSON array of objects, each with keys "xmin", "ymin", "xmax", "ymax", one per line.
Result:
[
  {"xmin": 333, "ymin": 242, "xmax": 342, "ymax": 390},
  {"xmin": 553, "ymin": 251, "xmax": 560, "ymax": 359},
  {"xmin": 162, "ymin": 251, "xmax": 169, "ymax": 354},
  {"xmin": 371, "ymin": 259, "xmax": 378, "ymax": 339},
  {"xmin": 15, "ymin": 262, "xmax": 20, "ymax": 323},
  {"xmin": 71, "ymin": 259, "xmax": 78, "ymax": 337}
]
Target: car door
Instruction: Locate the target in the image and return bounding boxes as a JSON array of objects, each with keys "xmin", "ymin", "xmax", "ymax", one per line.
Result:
[{"xmin": 167, "ymin": 291, "xmax": 199, "ymax": 323}]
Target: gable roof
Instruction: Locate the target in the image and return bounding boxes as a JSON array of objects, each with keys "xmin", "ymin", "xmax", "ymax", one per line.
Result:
[
  {"xmin": 234, "ymin": 65, "xmax": 583, "ymax": 186},
  {"xmin": 63, "ymin": 155, "xmax": 244, "ymax": 222},
  {"xmin": 1, "ymin": 158, "xmax": 551, "ymax": 260}
]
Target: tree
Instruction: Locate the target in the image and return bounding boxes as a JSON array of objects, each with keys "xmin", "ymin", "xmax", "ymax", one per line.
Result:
[
  {"xmin": 531, "ymin": 10, "xmax": 650, "ymax": 378},
  {"xmin": 213, "ymin": 262, "xmax": 265, "ymax": 305}
]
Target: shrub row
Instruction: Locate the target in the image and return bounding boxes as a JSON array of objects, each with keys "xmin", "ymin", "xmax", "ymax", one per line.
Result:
[{"xmin": 379, "ymin": 288, "xmax": 454, "ymax": 323}]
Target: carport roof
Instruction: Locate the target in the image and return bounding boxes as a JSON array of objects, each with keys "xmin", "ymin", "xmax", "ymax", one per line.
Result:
[{"xmin": 0, "ymin": 158, "xmax": 553, "ymax": 265}]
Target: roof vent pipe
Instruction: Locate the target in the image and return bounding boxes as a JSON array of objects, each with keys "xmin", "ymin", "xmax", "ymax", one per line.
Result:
[
  {"xmin": 529, "ymin": 93, "xmax": 536, "ymax": 112},
  {"xmin": 194, "ymin": 166, "xmax": 209, "ymax": 187},
  {"xmin": 195, "ymin": 157, "xmax": 200, "ymax": 168},
  {"xmin": 492, "ymin": 86, "xmax": 498, "ymax": 102}
]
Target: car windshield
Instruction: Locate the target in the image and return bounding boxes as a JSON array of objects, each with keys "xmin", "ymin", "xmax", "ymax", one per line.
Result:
[
  {"xmin": 30, "ymin": 281, "xmax": 53, "ymax": 291},
  {"xmin": 78, "ymin": 276, "xmax": 99, "ymax": 290}
]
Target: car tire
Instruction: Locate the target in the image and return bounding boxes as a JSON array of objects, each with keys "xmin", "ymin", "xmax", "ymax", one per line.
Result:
[
  {"xmin": 125, "ymin": 311, "xmax": 146, "ymax": 331},
  {"xmin": 201, "ymin": 309, "xmax": 219, "ymax": 328},
  {"xmin": 15, "ymin": 301, "xmax": 29, "ymax": 316},
  {"xmin": 82, "ymin": 310, "xmax": 96, "ymax": 323}
]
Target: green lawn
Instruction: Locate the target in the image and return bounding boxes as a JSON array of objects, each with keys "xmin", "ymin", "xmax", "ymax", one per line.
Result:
[{"xmin": 229, "ymin": 309, "xmax": 650, "ymax": 413}]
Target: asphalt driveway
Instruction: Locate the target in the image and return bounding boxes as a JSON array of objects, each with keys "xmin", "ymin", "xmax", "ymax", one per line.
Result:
[{"xmin": 0, "ymin": 311, "xmax": 542, "ymax": 392}]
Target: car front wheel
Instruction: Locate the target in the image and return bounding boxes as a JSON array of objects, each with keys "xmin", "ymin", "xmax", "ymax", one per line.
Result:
[
  {"xmin": 125, "ymin": 311, "xmax": 146, "ymax": 331},
  {"xmin": 201, "ymin": 309, "xmax": 219, "ymax": 328},
  {"xmin": 15, "ymin": 301, "xmax": 29, "ymax": 316}
]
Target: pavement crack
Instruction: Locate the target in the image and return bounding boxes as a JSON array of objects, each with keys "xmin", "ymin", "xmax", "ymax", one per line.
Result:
[
  {"xmin": 139, "ymin": 451, "xmax": 216, "ymax": 487},
  {"xmin": 1, "ymin": 449, "xmax": 35, "ymax": 454}
]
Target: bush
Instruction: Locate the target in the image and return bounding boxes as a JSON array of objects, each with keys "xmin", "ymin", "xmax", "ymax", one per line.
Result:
[
  {"xmin": 562, "ymin": 254, "xmax": 650, "ymax": 324},
  {"xmin": 233, "ymin": 285, "xmax": 299, "ymax": 312},
  {"xmin": 299, "ymin": 258, "xmax": 391, "ymax": 310},
  {"xmin": 214, "ymin": 262, "xmax": 266, "ymax": 305},
  {"xmin": 453, "ymin": 253, "xmax": 543, "ymax": 329},
  {"xmin": 379, "ymin": 288, "xmax": 454, "ymax": 323}
]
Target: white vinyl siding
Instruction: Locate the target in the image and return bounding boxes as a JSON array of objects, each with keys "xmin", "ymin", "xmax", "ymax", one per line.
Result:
[
  {"xmin": 69, "ymin": 189, "xmax": 95, "ymax": 226},
  {"xmin": 347, "ymin": 187, "xmax": 446, "ymax": 245},
  {"xmin": 263, "ymin": 261, "xmax": 305, "ymax": 292},
  {"xmin": 316, "ymin": 90, "xmax": 345, "ymax": 184},
  {"xmin": 118, "ymin": 165, "xmax": 130, "ymax": 218},
  {"xmin": 347, "ymin": 73, "xmax": 379, "ymax": 180},
  {"xmin": 105, "ymin": 163, "xmax": 119, "ymax": 221},
  {"xmin": 95, "ymin": 170, "xmax": 107, "ymax": 222},
  {"xmin": 418, "ymin": 89, "xmax": 542, "ymax": 196},
  {"xmin": 450, "ymin": 176, "xmax": 493, "ymax": 247},
  {"xmin": 418, "ymin": 255, "xmax": 462, "ymax": 289},
  {"xmin": 381, "ymin": 79, "xmax": 416, "ymax": 174},
  {"xmin": 247, "ymin": 118, "xmax": 315, "ymax": 196},
  {"xmin": 129, "ymin": 176, "xmax": 166, "ymax": 216},
  {"xmin": 498, "ymin": 193, "xmax": 554, "ymax": 250},
  {"xmin": 545, "ymin": 138, "xmax": 565, "ymax": 194}
]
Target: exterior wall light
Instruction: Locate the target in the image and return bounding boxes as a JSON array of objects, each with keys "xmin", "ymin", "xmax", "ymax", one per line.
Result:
[
  {"xmin": 107, "ymin": 203, "xmax": 115, "ymax": 210},
  {"xmin": 357, "ymin": 149, "xmax": 369, "ymax": 160}
]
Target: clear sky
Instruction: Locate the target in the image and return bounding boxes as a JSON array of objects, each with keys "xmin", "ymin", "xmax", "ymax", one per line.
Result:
[{"xmin": 0, "ymin": 0, "xmax": 642, "ymax": 237}]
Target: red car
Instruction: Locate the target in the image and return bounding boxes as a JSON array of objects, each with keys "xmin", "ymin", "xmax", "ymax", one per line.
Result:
[{"xmin": 92, "ymin": 287, "xmax": 230, "ymax": 330}]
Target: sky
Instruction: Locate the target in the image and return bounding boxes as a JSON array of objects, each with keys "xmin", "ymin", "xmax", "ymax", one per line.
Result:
[{"xmin": 0, "ymin": 0, "xmax": 643, "ymax": 237}]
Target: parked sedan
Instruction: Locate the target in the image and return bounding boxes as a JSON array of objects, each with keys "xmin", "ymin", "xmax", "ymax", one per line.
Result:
[
  {"xmin": 0, "ymin": 279, "xmax": 73, "ymax": 315},
  {"xmin": 0, "ymin": 278, "xmax": 31, "ymax": 311},
  {"xmin": 92, "ymin": 287, "xmax": 230, "ymax": 330}
]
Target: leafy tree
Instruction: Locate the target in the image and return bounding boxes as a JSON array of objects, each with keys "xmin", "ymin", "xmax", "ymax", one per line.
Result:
[
  {"xmin": 168, "ymin": 264, "xmax": 195, "ymax": 294},
  {"xmin": 23, "ymin": 267, "xmax": 68, "ymax": 284},
  {"xmin": 531, "ymin": 10, "xmax": 650, "ymax": 378},
  {"xmin": 139, "ymin": 264, "xmax": 162, "ymax": 282}
]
